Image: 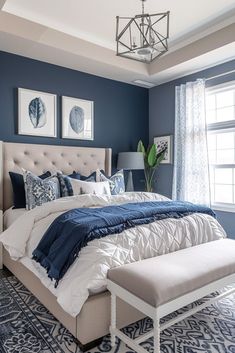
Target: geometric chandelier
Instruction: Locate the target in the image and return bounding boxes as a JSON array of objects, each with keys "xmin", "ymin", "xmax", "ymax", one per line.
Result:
[{"xmin": 116, "ymin": 0, "xmax": 170, "ymax": 63}]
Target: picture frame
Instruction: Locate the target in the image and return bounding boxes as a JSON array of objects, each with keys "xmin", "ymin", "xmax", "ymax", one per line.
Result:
[
  {"xmin": 18, "ymin": 88, "xmax": 57, "ymax": 137},
  {"xmin": 62, "ymin": 96, "xmax": 94, "ymax": 140},
  {"xmin": 154, "ymin": 135, "xmax": 173, "ymax": 164}
]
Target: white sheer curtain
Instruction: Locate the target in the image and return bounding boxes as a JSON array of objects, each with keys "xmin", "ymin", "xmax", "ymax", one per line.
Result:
[{"xmin": 172, "ymin": 79, "xmax": 210, "ymax": 206}]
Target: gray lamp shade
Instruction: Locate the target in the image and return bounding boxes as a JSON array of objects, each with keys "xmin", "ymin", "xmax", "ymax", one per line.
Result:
[{"xmin": 117, "ymin": 152, "xmax": 144, "ymax": 170}]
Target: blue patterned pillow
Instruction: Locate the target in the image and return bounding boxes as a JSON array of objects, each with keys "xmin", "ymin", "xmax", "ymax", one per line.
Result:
[
  {"xmin": 23, "ymin": 171, "xmax": 60, "ymax": 210},
  {"xmin": 96, "ymin": 169, "xmax": 125, "ymax": 195},
  {"xmin": 57, "ymin": 173, "xmax": 74, "ymax": 197},
  {"xmin": 9, "ymin": 171, "xmax": 51, "ymax": 209}
]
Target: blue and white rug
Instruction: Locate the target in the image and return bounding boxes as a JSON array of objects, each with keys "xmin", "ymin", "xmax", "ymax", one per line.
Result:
[{"xmin": 0, "ymin": 275, "xmax": 235, "ymax": 353}]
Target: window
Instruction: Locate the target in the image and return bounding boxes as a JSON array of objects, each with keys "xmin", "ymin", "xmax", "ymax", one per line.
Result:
[{"xmin": 206, "ymin": 82, "xmax": 235, "ymax": 211}]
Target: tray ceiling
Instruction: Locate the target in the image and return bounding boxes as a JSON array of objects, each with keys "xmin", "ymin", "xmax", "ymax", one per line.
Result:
[{"xmin": 0, "ymin": 0, "xmax": 235, "ymax": 87}]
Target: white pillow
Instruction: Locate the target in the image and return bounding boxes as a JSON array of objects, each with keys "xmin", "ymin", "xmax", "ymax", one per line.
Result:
[{"xmin": 69, "ymin": 179, "xmax": 111, "ymax": 196}]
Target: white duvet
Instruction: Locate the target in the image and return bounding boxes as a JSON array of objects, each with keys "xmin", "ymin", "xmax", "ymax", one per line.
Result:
[{"xmin": 0, "ymin": 192, "xmax": 226, "ymax": 317}]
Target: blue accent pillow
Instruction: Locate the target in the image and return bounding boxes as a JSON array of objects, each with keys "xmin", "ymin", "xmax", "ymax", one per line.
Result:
[
  {"xmin": 57, "ymin": 173, "xmax": 74, "ymax": 197},
  {"xmin": 96, "ymin": 169, "xmax": 125, "ymax": 195},
  {"xmin": 9, "ymin": 171, "xmax": 51, "ymax": 209},
  {"xmin": 69, "ymin": 171, "xmax": 98, "ymax": 182},
  {"xmin": 68, "ymin": 172, "xmax": 81, "ymax": 180},
  {"xmin": 80, "ymin": 171, "xmax": 96, "ymax": 181}
]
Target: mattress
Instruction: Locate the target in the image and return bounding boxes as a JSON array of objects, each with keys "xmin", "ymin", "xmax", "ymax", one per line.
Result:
[{"xmin": 3, "ymin": 207, "xmax": 27, "ymax": 229}]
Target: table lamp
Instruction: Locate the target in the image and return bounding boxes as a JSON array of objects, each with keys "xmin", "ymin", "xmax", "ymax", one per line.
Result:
[{"xmin": 117, "ymin": 152, "xmax": 144, "ymax": 191}]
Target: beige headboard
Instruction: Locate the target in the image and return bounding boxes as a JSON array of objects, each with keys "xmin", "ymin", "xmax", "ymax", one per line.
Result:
[{"xmin": 0, "ymin": 141, "xmax": 112, "ymax": 211}]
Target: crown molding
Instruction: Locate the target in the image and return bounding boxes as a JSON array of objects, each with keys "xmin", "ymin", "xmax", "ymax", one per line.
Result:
[{"xmin": 149, "ymin": 23, "xmax": 235, "ymax": 76}]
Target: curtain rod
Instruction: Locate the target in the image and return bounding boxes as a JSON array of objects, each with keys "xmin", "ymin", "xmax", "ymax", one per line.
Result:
[{"xmin": 205, "ymin": 69, "xmax": 235, "ymax": 82}]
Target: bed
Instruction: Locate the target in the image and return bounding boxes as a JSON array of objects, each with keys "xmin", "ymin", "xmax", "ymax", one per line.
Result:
[
  {"xmin": 0, "ymin": 141, "xmax": 120, "ymax": 348},
  {"xmin": 0, "ymin": 141, "xmax": 227, "ymax": 350}
]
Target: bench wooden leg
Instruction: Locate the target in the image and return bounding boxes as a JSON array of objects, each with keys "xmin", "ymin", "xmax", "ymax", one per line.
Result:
[
  {"xmin": 110, "ymin": 293, "xmax": 116, "ymax": 347},
  {"xmin": 153, "ymin": 314, "xmax": 160, "ymax": 353}
]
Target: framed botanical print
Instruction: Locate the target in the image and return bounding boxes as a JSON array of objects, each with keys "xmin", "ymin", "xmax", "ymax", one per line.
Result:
[
  {"xmin": 18, "ymin": 88, "xmax": 57, "ymax": 137},
  {"xmin": 154, "ymin": 135, "xmax": 173, "ymax": 164},
  {"xmin": 62, "ymin": 96, "xmax": 94, "ymax": 140}
]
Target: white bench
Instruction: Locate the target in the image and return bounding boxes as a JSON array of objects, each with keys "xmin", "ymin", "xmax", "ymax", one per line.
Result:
[{"xmin": 107, "ymin": 239, "xmax": 235, "ymax": 353}]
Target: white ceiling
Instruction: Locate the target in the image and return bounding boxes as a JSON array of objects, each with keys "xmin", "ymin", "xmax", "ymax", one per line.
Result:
[
  {"xmin": 3, "ymin": 0, "xmax": 235, "ymax": 50},
  {"xmin": 0, "ymin": 0, "xmax": 235, "ymax": 87}
]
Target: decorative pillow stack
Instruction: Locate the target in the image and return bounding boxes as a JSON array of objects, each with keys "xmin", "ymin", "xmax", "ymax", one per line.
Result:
[
  {"xmin": 54, "ymin": 171, "xmax": 112, "ymax": 197},
  {"xmin": 57, "ymin": 171, "xmax": 102, "ymax": 197},
  {"xmin": 23, "ymin": 171, "xmax": 60, "ymax": 210},
  {"xmin": 9, "ymin": 167, "xmax": 126, "ymax": 211},
  {"xmin": 96, "ymin": 169, "xmax": 125, "ymax": 195}
]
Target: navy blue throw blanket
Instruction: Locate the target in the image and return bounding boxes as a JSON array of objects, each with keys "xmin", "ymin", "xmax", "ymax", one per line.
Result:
[{"xmin": 32, "ymin": 201, "xmax": 215, "ymax": 286}]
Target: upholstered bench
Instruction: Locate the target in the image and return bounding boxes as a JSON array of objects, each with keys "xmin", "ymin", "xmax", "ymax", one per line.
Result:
[{"xmin": 107, "ymin": 239, "xmax": 235, "ymax": 353}]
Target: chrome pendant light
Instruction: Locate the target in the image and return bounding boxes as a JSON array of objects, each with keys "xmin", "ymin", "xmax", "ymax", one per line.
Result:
[{"xmin": 116, "ymin": 0, "xmax": 170, "ymax": 63}]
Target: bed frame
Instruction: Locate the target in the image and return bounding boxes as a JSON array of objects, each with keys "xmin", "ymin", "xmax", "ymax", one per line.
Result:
[{"xmin": 0, "ymin": 141, "xmax": 144, "ymax": 349}]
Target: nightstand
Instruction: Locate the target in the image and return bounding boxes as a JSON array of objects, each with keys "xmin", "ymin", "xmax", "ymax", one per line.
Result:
[{"xmin": 0, "ymin": 210, "xmax": 2, "ymax": 269}]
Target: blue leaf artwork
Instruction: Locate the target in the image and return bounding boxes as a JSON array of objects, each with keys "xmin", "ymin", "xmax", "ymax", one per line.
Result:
[
  {"xmin": 69, "ymin": 106, "xmax": 84, "ymax": 134},
  {"xmin": 28, "ymin": 97, "xmax": 47, "ymax": 128}
]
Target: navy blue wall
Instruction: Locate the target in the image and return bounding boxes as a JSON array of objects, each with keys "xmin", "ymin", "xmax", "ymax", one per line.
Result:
[
  {"xmin": 149, "ymin": 59, "xmax": 235, "ymax": 237},
  {"xmin": 0, "ymin": 51, "xmax": 149, "ymax": 173}
]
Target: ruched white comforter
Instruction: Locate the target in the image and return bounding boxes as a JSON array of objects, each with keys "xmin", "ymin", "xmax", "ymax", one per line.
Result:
[{"xmin": 0, "ymin": 192, "xmax": 226, "ymax": 317}]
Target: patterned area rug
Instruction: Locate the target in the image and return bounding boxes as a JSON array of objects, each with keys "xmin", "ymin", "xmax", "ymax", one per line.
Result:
[{"xmin": 0, "ymin": 275, "xmax": 235, "ymax": 353}]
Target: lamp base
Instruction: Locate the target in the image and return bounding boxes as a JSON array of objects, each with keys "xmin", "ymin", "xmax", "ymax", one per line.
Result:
[{"xmin": 126, "ymin": 170, "xmax": 134, "ymax": 192}]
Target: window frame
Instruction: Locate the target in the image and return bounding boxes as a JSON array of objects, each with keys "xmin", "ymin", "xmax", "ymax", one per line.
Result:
[{"xmin": 206, "ymin": 81, "xmax": 235, "ymax": 212}]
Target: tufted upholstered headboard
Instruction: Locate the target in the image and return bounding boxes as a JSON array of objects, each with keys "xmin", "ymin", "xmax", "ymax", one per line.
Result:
[{"xmin": 0, "ymin": 141, "xmax": 111, "ymax": 211}]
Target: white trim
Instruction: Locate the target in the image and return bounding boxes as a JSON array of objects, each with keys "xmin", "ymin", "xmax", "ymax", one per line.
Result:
[
  {"xmin": 207, "ymin": 122, "xmax": 235, "ymax": 132},
  {"xmin": 210, "ymin": 163, "xmax": 235, "ymax": 168},
  {"xmin": 213, "ymin": 204, "xmax": 235, "ymax": 213},
  {"xmin": 206, "ymin": 80, "xmax": 235, "ymax": 93},
  {"xmin": 206, "ymin": 72, "xmax": 235, "ymax": 83},
  {"xmin": 108, "ymin": 274, "xmax": 235, "ymax": 353},
  {"xmin": 206, "ymin": 82, "xmax": 235, "ymax": 207}
]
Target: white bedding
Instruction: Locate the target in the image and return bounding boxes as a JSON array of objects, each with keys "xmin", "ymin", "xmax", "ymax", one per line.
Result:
[
  {"xmin": 0, "ymin": 192, "xmax": 226, "ymax": 317},
  {"xmin": 4, "ymin": 207, "xmax": 27, "ymax": 229}
]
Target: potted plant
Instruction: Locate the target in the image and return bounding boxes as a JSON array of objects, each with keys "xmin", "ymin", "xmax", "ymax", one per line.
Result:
[{"xmin": 137, "ymin": 140, "xmax": 167, "ymax": 192}]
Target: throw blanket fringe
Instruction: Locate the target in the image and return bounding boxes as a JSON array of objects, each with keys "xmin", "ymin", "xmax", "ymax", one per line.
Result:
[{"xmin": 32, "ymin": 201, "xmax": 215, "ymax": 286}]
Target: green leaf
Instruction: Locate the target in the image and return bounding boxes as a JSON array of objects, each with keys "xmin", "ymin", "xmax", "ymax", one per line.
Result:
[
  {"xmin": 137, "ymin": 140, "xmax": 145, "ymax": 155},
  {"xmin": 147, "ymin": 144, "xmax": 157, "ymax": 167}
]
